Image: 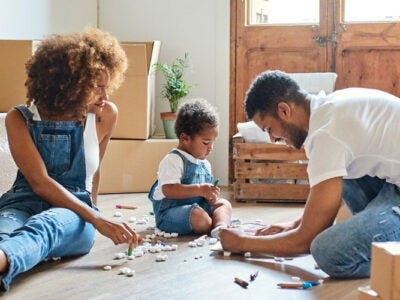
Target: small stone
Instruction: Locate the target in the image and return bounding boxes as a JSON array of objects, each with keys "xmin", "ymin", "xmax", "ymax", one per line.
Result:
[
  {"xmin": 114, "ymin": 252, "xmax": 126, "ymax": 260},
  {"xmin": 103, "ymin": 265, "xmax": 112, "ymax": 271}
]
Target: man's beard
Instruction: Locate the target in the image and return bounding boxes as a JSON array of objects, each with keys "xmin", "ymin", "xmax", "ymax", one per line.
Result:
[{"xmin": 279, "ymin": 119, "xmax": 307, "ymax": 150}]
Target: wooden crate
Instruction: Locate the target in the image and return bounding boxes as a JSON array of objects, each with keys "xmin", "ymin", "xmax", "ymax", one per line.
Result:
[{"xmin": 233, "ymin": 135, "xmax": 309, "ymax": 203}]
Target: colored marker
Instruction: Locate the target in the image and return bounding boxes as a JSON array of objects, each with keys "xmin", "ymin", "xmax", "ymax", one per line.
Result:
[
  {"xmin": 116, "ymin": 204, "xmax": 137, "ymax": 210},
  {"xmin": 214, "ymin": 178, "xmax": 220, "ymax": 186},
  {"xmin": 127, "ymin": 236, "xmax": 143, "ymax": 256},
  {"xmin": 234, "ymin": 277, "xmax": 249, "ymax": 288},
  {"xmin": 250, "ymin": 271, "xmax": 259, "ymax": 281},
  {"xmin": 277, "ymin": 281, "xmax": 319, "ymax": 289},
  {"xmin": 127, "ymin": 240, "xmax": 134, "ymax": 256}
]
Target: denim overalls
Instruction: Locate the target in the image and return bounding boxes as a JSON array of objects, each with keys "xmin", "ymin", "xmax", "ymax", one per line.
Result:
[
  {"xmin": 0, "ymin": 105, "xmax": 96, "ymax": 291},
  {"xmin": 148, "ymin": 150, "xmax": 214, "ymax": 234}
]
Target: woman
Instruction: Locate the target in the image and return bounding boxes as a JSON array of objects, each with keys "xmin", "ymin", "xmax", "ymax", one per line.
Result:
[{"xmin": 0, "ymin": 28, "xmax": 138, "ymax": 292}]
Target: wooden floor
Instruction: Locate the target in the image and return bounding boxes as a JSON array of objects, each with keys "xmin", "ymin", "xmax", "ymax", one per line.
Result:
[{"xmin": 3, "ymin": 188, "xmax": 368, "ymax": 300}]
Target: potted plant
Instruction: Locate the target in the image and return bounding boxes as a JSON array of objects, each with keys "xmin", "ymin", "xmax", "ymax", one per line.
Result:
[{"xmin": 154, "ymin": 53, "xmax": 194, "ymax": 139}]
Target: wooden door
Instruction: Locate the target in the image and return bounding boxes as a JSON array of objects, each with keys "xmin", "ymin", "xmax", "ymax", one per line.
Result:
[
  {"xmin": 335, "ymin": 0, "xmax": 400, "ymax": 93},
  {"xmin": 230, "ymin": 0, "xmax": 332, "ymax": 138},
  {"xmin": 229, "ymin": 0, "xmax": 400, "ymax": 181}
]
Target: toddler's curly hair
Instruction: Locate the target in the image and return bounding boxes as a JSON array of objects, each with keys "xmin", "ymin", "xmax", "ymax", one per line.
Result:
[{"xmin": 175, "ymin": 98, "xmax": 219, "ymax": 138}]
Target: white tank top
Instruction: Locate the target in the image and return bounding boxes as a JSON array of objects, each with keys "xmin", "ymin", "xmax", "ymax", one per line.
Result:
[
  {"xmin": 29, "ymin": 104, "xmax": 99, "ymax": 192},
  {"xmin": 83, "ymin": 113, "xmax": 99, "ymax": 192}
]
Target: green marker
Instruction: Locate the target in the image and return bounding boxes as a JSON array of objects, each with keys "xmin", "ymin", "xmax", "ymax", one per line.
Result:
[{"xmin": 214, "ymin": 178, "xmax": 220, "ymax": 186}]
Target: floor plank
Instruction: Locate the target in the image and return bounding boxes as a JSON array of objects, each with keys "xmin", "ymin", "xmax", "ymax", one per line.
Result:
[{"xmin": 3, "ymin": 189, "xmax": 368, "ymax": 299}]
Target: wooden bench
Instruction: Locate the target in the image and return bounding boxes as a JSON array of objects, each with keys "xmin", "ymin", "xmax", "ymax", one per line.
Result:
[{"xmin": 232, "ymin": 135, "xmax": 310, "ymax": 203}]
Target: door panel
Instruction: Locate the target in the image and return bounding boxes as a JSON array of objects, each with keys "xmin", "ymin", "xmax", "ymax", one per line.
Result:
[
  {"xmin": 230, "ymin": 0, "xmax": 400, "ymax": 181},
  {"xmin": 335, "ymin": 19, "xmax": 400, "ymax": 94},
  {"xmin": 232, "ymin": 0, "xmax": 330, "ymax": 133}
]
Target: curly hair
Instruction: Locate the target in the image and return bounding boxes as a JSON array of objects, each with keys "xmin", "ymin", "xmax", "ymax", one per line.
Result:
[
  {"xmin": 174, "ymin": 98, "xmax": 219, "ymax": 138},
  {"xmin": 25, "ymin": 28, "xmax": 127, "ymax": 118},
  {"xmin": 245, "ymin": 70, "xmax": 305, "ymax": 120}
]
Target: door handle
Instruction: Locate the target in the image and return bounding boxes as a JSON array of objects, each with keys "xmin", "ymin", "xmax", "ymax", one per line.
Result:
[{"xmin": 313, "ymin": 34, "xmax": 337, "ymax": 46}]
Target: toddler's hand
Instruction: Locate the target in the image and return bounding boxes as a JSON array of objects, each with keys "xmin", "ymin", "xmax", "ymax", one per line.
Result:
[{"xmin": 200, "ymin": 183, "xmax": 220, "ymax": 205}]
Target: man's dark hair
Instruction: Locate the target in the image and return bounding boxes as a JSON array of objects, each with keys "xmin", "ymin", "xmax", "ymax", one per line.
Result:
[{"xmin": 245, "ymin": 70, "xmax": 304, "ymax": 119}]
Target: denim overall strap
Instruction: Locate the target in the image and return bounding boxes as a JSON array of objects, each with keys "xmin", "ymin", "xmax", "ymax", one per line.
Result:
[
  {"xmin": 170, "ymin": 149, "xmax": 213, "ymax": 185},
  {"xmin": 12, "ymin": 105, "xmax": 87, "ymax": 196},
  {"xmin": 148, "ymin": 150, "xmax": 213, "ymax": 214}
]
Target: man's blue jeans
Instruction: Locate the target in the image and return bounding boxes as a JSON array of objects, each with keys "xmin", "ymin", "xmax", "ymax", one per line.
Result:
[{"xmin": 310, "ymin": 176, "xmax": 400, "ymax": 278}]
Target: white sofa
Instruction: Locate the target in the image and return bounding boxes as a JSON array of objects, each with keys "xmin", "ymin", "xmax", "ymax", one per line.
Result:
[{"xmin": 0, "ymin": 113, "xmax": 17, "ymax": 194}]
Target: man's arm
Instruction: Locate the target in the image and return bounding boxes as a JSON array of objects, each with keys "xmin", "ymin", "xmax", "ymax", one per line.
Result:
[{"xmin": 219, "ymin": 177, "xmax": 343, "ymax": 256}]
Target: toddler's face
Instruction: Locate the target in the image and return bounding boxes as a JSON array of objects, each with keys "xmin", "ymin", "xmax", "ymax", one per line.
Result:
[{"xmin": 184, "ymin": 126, "xmax": 218, "ymax": 160}]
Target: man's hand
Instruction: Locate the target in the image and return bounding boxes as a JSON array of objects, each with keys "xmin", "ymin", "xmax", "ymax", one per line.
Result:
[{"xmin": 255, "ymin": 221, "xmax": 298, "ymax": 236}]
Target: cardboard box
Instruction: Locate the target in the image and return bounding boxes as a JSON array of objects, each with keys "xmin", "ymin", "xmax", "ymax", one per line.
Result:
[
  {"xmin": 358, "ymin": 286, "xmax": 381, "ymax": 300},
  {"xmin": 0, "ymin": 40, "xmax": 32, "ymax": 112},
  {"xmin": 370, "ymin": 242, "xmax": 400, "ymax": 300},
  {"xmin": 99, "ymin": 138, "xmax": 177, "ymax": 193},
  {"xmin": 111, "ymin": 41, "xmax": 161, "ymax": 139}
]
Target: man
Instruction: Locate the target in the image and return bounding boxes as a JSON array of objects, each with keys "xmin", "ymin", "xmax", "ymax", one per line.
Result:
[{"xmin": 219, "ymin": 70, "xmax": 400, "ymax": 278}]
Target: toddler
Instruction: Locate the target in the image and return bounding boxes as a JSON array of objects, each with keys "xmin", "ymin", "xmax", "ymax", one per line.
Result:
[{"xmin": 149, "ymin": 98, "xmax": 232, "ymax": 237}]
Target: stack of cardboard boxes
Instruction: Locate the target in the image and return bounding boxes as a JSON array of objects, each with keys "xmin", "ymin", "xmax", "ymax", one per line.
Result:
[
  {"xmin": 0, "ymin": 40, "xmax": 177, "ymax": 194},
  {"xmin": 98, "ymin": 41, "xmax": 178, "ymax": 193},
  {"xmin": 358, "ymin": 242, "xmax": 400, "ymax": 300}
]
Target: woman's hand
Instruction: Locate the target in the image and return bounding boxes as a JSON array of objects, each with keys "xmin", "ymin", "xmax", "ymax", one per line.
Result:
[{"xmin": 92, "ymin": 216, "xmax": 138, "ymax": 245}]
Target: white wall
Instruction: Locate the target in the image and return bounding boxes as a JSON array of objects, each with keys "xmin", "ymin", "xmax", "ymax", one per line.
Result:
[
  {"xmin": 99, "ymin": 0, "xmax": 230, "ymax": 185},
  {"xmin": 0, "ymin": 0, "xmax": 231, "ymax": 185},
  {"xmin": 0, "ymin": 0, "xmax": 97, "ymax": 39}
]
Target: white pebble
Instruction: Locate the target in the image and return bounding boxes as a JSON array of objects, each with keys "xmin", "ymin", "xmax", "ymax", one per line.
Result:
[
  {"xmin": 208, "ymin": 238, "xmax": 218, "ymax": 245},
  {"xmin": 171, "ymin": 244, "xmax": 178, "ymax": 251},
  {"xmin": 291, "ymin": 276, "xmax": 301, "ymax": 281},
  {"xmin": 113, "ymin": 211, "xmax": 123, "ymax": 217},
  {"xmin": 244, "ymin": 252, "xmax": 251, "ymax": 258},
  {"xmin": 119, "ymin": 267, "xmax": 131, "ymax": 274},
  {"xmin": 155, "ymin": 254, "xmax": 168, "ymax": 262},
  {"xmin": 196, "ymin": 239, "xmax": 206, "ymax": 247},
  {"xmin": 103, "ymin": 265, "xmax": 112, "ymax": 271},
  {"xmin": 128, "ymin": 216, "xmax": 137, "ymax": 223},
  {"xmin": 170, "ymin": 232, "xmax": 179, "ymax": 238},
  {"xmin": 127, "ymin": 255, "xmax": 135, "ymax": 260},
  {"xmin": 188, "ymin": 241, "xmax": 197, "ymax": 248},
  {"xmin": 223, "ymin": 251, "xmax": 231, "ymax": 257},
  {"xmin": 114, "ymin": 252, "xmax": 126, "ymax": 260},
  {"xmin": 163, "ymin": 245, "xmax": 172, "ymax": 251},
  {"xmin": 126, "ymin": 270, "xmax": 135, "ymax": 277}
]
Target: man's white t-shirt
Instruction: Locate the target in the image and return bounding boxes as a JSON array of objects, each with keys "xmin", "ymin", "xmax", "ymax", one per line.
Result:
[
  {"xmin": 152, "ymin": 148, "xmax": 212, "ymax": 200},
  {"xmin": 304, "ymin": 88, "xmax": 400, "ymax": 188}
]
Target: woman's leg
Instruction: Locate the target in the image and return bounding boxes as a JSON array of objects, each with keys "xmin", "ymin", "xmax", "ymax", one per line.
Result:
[
  {"xmin": 311, "ymin": 183, "xmax": 400, "ymax": 278},
  {"xmin": 0, "ymin": 207, "xmax": 95, "ymax": 291}
]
